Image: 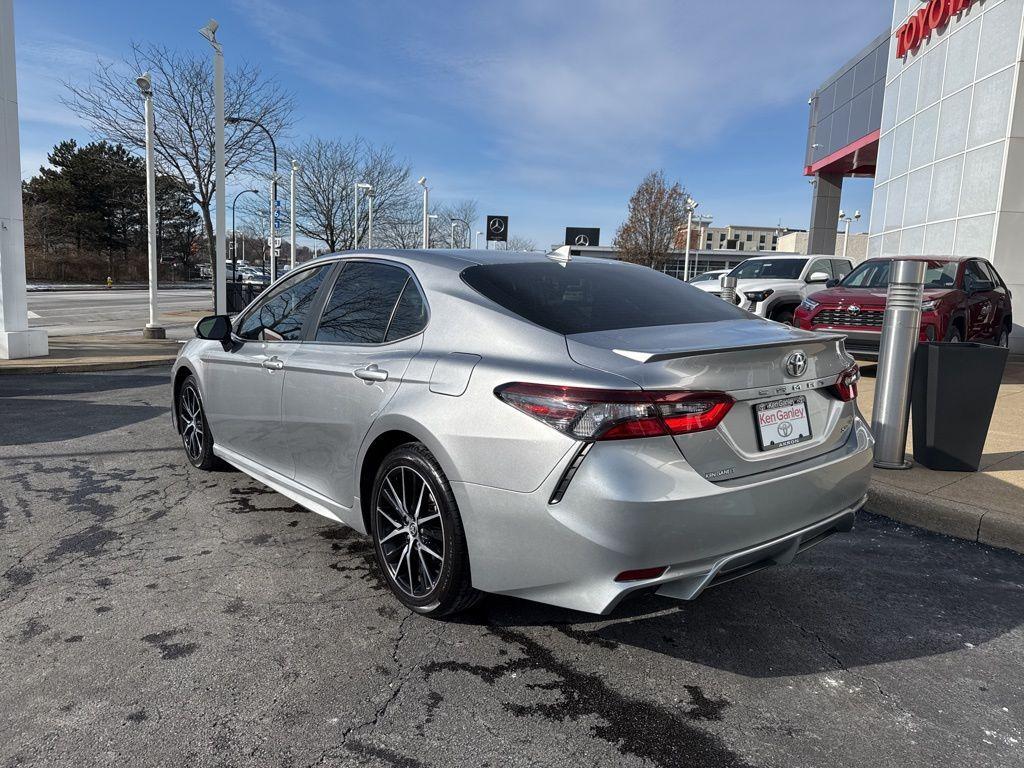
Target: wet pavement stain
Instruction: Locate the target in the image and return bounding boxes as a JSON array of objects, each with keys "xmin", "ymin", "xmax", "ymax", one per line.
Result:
[
  {"xmin": 424, "ymin": 624, "xmax": 752, "ymax": 768},
  {"xmin": 345, "ymin": 739, "xmax": 429, "ymax": 768},
  {"xmin": 45, "ymin": 524, "xmax": 120, "ymax": 563},
  {"xmin": 125, "ymin": 709, "xmax": 147, "ymax": 724},
  {"xmin": 140, "ymin": 628, "xmax": 200, "ymax": 661}
]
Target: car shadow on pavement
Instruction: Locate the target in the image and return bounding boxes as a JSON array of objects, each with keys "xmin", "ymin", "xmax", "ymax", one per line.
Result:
[
  {"xmin": 0, "ymin": 372, "xmax": 169, "ymax": 399},
  {"xmin": 0, "ymin": 398, "xmax": 168, "ymax": 446},
  {"xmin": 471, "ymin": 513, "xmax": 1024, "ymax": 678}
]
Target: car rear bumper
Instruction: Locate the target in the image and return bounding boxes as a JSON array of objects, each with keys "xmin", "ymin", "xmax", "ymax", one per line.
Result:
[{"xmin": 451, "ymin": 415, "xmax": 874, "ymax": 615}]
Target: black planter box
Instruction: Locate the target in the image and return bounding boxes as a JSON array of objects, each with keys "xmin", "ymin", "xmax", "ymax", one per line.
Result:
[{"xmin": 910, "ymin": 342, "xmax": 1008, "ymax": 472}]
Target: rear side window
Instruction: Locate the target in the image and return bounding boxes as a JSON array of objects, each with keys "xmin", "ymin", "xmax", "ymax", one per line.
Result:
[
  {"xmin": 461, "ymin": 261, "xmax": 750, "ymax": 335},
  {"xmin": 315, "ymin": 262, "xmax": 411, "ymax": 344},
  {"xmin": 385, "ymin": 281, "xmax": 427, "ymax": 341}
]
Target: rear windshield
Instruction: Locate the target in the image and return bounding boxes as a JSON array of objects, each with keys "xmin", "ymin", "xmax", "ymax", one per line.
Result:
[
  {"xmin": 840, "ymin": 260, "xmax": 958, "ymax": 289},
  {"xmin": 729, "ymin": 258, "xmax": 807, "ymax": 280},
  {"xmin": 461, "ymin": 261, "xmax": 750, "ymax": 335}
]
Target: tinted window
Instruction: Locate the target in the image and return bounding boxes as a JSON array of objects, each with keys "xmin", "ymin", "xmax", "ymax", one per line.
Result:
[
  {"xmin": 730, "ymin": 259, "xmax": 808, "ymax": 280},
  {"xmin": 461, "ymin": 261, "xmax": 750, "ymax": 336},
  {"xmin": 963, "ymin": 261, "xmax": 989, "ymax": 292},
  {"xmin": 830, "ymin": 259, "xmax": 853, "ymax": 279},
  {"xmin": 840, "ymin": 259, "xmax": 958, "ymax": 289},
  {"xmin": 315, "ymin": 262, "xmax": 409, "ymax": 344},
  {"xmin": 979, "ymin": 261, "xmax": 1004, "ymax": 287},
  {"xmin": 385, "ymin": 281, "xmax": 427, "ymax": 341},
  {"xmin": 236, "ymin": 265, "xmax": 331, "ymax": 341}
]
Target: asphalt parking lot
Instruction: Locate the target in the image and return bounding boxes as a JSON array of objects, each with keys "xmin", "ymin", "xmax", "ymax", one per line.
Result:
[{"xmin": 2, "ymin": 369, "xmax": 1023, "ymax": 768}]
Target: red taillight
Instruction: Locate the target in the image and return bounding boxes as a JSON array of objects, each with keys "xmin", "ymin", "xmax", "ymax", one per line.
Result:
[
  {"xmin": 830, "ymin": 363, "xmax": 860, "ymax": 402},
  {"xmin": 495, "ymin": 383, "xmax": 734, "ymax": 441}
]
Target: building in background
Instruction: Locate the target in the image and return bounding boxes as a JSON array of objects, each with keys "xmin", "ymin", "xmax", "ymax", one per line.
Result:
[
  {"xmin": 806, "ymin": 0, "xmax": 1024, "ymax": 351},
  {"xmin": 701, "ymin": 225, "xmax": 803, "ymax": 252},
  {"xmin": 776, "ymin": 231, "xmax": 871, "ymax": 261}
]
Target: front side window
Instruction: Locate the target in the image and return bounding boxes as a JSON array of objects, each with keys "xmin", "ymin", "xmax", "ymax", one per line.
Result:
[
  {"xmin": 235, "ymin": 265, "xmax": 331, "ymax": 341},
  {"xmin": 729, "ymin": 258, "xmax": 807, "ymax": 280},
  {"xmin": 831, "ymin": 259, "xmax": 852, "ymax": 279},
  {"xmin": 807, "ymin": 259, "xmax": 833, "ymax": 278},
  {"xmin": 840, "ymin": 259, "xmax": 958, "ymax": 289},
  {"xmin": 963, "ymin": 261, "xmax": 989, "ymax": 292},
  {"xmin": 315, "ymin": 262, "xmax": 412, "ymax": 344}
]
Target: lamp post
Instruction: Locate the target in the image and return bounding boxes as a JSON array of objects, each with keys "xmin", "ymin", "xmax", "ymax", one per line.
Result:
[
  {"xmin": 450, "ymin": 217, "xmax": 468, "ymax": 248},
  {"xmin": 228, "ymin": 115, "xmax": 278, "ymax": 281},
  {"xmin": 354, "ymin": 182, "xmax": 373, "ymax": 249},
  {"xmin": 417, "ymin": 176, "xmax": 429, "ymax": 248},
  {"xmin": 476, "ymin": 231, "xmax": 483, "ymax": 249},
  {"xmin": 683, "ymin": 197, "xmax": 698, "ymax": 281},
  {"xmin": 231, "ymin": 188, "xmax": 258, "ymax": 285},
  {"xmin": 839, "ymin": 209, "xmax": 861, "ymax": 260},
  {"xmin": 135, "ymin": 72, "xmax": 165, "ymax": 339},
  {"xmin": 199, "ymin": 19, "xmax": 226, "ymax": 315},
  {"xmin": 366, "ymin": 188, "xmax": 375, "ymax": 248},
  {"xmin": 290, "ymin": 160, "xmax": 300, "ymax": 269}
]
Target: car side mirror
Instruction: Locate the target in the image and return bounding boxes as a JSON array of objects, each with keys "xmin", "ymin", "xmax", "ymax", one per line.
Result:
[
  {"xmin": 825, "ymin": 278, "xmax": 840, "ymax": 288},
  {"xmin": 971, "ymin": 279, "xmax": 994, "ymax": 294},
  {"xmin": 807, "ymin": 271, "xmax": 830, "ymax": 283},
  {"xmin": 195, "ymin": 314, "xmax": 232, "ymax": 342}
]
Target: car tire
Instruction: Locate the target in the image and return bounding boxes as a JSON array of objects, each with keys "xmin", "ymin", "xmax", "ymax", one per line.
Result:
[
  {"xmin": 370, "ymin": 443, "xmax": 482, "ymax": 618},
  {"xmin": 772, "ymin": 308, "xmax": 795, "ymax": 326},
  {"xmin": 177, "ymin": 375, "xmax": 219, "ymax": 470},
  {"xmin": 944, "ymin": 325, "xmax": 962, "ymax": 343}
]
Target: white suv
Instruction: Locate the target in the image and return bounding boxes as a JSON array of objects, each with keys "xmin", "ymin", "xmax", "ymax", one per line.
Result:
[{"xmin": 714, "ymin": 255, "xmax": 854, "ymax": 325}]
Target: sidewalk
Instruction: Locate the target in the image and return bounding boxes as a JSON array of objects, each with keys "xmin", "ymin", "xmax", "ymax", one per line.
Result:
[
  {"xmin": 0, "ymin": 334, "xmax": 181, "ymax": 374},
  {"xmin": 858, "ymin": 360, "xmax": 1024, "ymax": 553}
]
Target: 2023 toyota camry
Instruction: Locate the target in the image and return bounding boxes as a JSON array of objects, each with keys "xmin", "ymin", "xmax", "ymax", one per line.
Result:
[{"xmin": 172, "ymin": 249, "xmax": 873, "ymax": 617}]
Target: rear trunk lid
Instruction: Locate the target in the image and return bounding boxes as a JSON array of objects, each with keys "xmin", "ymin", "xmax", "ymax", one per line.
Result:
[{"xmin": 566, "ymin": 318, "xmax": 857, "ymax": 481}]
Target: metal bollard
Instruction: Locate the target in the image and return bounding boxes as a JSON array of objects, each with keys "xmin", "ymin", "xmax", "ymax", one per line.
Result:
[
  {"xmin": 720, "ymin": 274, "xmax": 738, "ymax": 305},
  {"xmin": 872, "ymin": 259, "xmax": 926, "ymax": 469}
]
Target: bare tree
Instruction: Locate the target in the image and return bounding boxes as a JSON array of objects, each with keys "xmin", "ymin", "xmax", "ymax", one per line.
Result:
[
  {"xmin": 291, "ymin": 137, "xmax": 414, "ymax": 252},
  {"xmin": 64, "ymin": 42, "xmax": 294, "ymax": 287},
  {"xmin": 429, "ymin": 199, "xmax": 479, "ymax": 248},
  {"xmin": 613, "ymin": 170, "xmax": 691, "ymax": 270},
  {"xmin": 505, "ymin": 235, "xmax": 539, "ymax": 251}
]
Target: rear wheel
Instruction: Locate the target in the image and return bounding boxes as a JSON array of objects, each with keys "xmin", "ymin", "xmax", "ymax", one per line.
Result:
[
  {"xmin": 370, "ymin": 443, "xmax": 481, "ymax": 618},
  {"xmin": 944, "ymin": 324, "xmax": 963, "ymax": 343},
  {"xmin": 772, "ymin": 308, "xmax": 795, "ymax": 326},
  {"xmin": 177, "ymin": 375, "xmax": 218, "ymax": 470}
]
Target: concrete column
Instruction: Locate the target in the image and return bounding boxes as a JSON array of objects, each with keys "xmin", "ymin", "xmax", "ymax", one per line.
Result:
[
  {"xmin": 0, "ymin": 0, "xmax": 46, "ymax": 359},
  {"xmin": 807, "ymin": 173, "xmax": 843, "ymax": 256}
]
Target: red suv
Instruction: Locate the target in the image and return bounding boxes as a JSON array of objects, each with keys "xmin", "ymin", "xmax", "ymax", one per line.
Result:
[{"xmin": 794, "ymin": 256, "xmax": 1012, "ymax": 360}]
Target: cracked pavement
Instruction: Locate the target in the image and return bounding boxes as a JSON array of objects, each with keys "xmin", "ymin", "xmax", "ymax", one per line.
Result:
[{"xmin": 2, "ymin": 369, "xmax": 1024, "ymax": 767}]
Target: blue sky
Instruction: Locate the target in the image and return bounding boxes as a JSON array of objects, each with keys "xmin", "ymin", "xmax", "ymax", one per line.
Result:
[{"xmin": 15, "ymin": 0, "xmax": 892, "ymax": 248}]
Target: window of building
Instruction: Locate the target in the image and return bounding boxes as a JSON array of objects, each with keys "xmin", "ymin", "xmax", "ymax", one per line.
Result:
[{"xmin": 745, "ymin": 234, "xmax": 752, "ymax": 241}]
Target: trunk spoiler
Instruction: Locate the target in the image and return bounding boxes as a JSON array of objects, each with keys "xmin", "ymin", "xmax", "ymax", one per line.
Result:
[{"xmin": 612, "ymin": 333, "xmax": 848, "ymax": 364}]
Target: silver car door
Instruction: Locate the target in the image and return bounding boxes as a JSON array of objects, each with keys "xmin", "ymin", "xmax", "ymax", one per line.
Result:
[
  {"xmin": 201, "ymin": 264, "xmax": 333, "ymax": 476},
  {"xmin": 281, "ymin": 261, "xmax": 427, "ymax": 520}
]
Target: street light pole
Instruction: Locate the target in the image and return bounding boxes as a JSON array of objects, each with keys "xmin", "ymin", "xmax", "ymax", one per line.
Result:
[
  {"xmin": 136, "ymin": 73, "xmax": 164, "ymax": 339},
  {"xmin": 450, "ymin": 217, "xmax": 468, "ymax": 248},
  {"xmin": 366, "ymin": 190, "xmax": 375, "ymax": 248},
  {"xmin": 231, "ymin": 188, "xmax": 258, "ymax": 285},
  {"xmin": 227, "ymin": 115, "xmax": 278, "ymax": 281},
  {"xmin": 683, "ymin": 197, "xmax": 698, "ymax": 281},
  {"xmin": 354, "ymin": 182, "xmax": 372, "ymax": 249},
  {"xmin": 199, "ymin": 19, "xmax": 226, "ymax": 315},
  {"xmin": 476, "ymin": 231, "xmax": 483, "ymax": 249},
  {"xmin": 290, "ymin": 160, "xmax": 299, "ymax": 269},
  {"xmin": 839, "ymin": 210, "xmax": 861, "ymax": 260},
  {"xmin": 417, "ymin": 177, "xmax": 429, "ymax": 248}
]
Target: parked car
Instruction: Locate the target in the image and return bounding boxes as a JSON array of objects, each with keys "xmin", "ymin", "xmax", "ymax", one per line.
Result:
[
  {"xmin": 172, "ymin": 250, "xmax": 873, "ymax": 617},
  {"xmin": 794, "ymin": 256, "xmax": 1012, "ymax": 360},
  {"xmin": 712, "ymin": 255, "xmax": 855, "ymax": 324},
  {"xmin": 688, "ymin": 269, "xmax": 730, "ymax": 290}
]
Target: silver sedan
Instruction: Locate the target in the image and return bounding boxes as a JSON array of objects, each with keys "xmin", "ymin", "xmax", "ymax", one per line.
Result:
[{"xmin": 172, "ymin": 249, "xmax": 873, "ymax": 617}]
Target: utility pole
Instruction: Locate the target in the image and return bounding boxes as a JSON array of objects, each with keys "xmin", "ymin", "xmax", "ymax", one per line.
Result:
[
  {"xmin": 199, "ymin": 19, "xmax": 226, "ymax": 314},
  {"xmin": 137, "ymin": 72, "xmax": 164, "ymax": 338}
]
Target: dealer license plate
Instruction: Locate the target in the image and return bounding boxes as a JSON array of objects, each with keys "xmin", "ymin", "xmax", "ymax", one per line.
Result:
[{"xmin": 754, "ymin": 396, "xmax": 812, "ymax": 451}]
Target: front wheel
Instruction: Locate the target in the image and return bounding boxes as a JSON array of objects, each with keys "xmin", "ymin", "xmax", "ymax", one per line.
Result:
[
  {"xmin": 772, "ymin": 308, "xmax": 795, "ymax": 326},
  {"xmin": 177, "ymin": 375, "xmax": 218, "ymax": 470},
  {"xmin": 997, "ymin": 324, "xmax": 1010, "ymax": 348},
  {"xmin": 370, "ymin": 443, "xmax": 481, "ymax": 618}
]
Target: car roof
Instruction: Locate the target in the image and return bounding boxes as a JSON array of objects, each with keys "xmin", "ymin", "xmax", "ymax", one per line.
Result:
[
  {"xmin": 861, "ymin": 255, "xmax": 967, "ymax": 263},
  {"xmin": 737, "ymin": 254, "xmax": 810, "ymax": 261},
  {"xmin": 301, "ymin": 248, "xmax": 623, "ymax": 272}
]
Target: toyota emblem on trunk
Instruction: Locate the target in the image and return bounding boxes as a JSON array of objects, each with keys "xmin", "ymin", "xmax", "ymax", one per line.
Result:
[{"xmin": 785, "ymin": 351, "xmax": 807, "ymax": 377}]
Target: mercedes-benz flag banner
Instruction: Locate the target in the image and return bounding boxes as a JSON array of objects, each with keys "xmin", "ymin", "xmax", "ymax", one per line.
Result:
[
  {"xmin": 565, "ymin": 227, "xmax": 600, "ymax": 247},
  {"xmin": 486, "ymin": 215, "xmax": 508, "ymax": 242}
]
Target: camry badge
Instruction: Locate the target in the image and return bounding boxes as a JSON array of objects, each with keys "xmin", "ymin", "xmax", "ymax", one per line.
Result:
[{"xmin": 785, "ymin": 351, "xmax": 808, "ymax": 378}]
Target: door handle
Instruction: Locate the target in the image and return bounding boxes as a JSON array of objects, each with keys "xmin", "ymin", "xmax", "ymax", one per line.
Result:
[
  {"xmin": 261, "ymin": 356, "xmax": 285, "ymax": 371},
  {"xmin": 354, "ymin": 365, "xmax": 388, "ymax": 382}
]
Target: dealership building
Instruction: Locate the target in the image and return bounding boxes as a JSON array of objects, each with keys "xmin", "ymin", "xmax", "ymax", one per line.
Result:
[{"xmin": 806, "ymin": 0, "xmax": 1024, "ymax": 350}]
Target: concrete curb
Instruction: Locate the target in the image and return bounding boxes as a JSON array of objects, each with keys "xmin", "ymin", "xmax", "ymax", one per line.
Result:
[
  {"xmin": 0, "ymin": 357, "xmax": 176, "ymax": 375},
  {"xmin": 869, "ymin": 480, "xmax": 1024, "ymax": 554}
]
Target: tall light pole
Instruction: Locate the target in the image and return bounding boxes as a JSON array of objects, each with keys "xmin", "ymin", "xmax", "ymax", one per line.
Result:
[
  {"xmin": 683, "ymin": 197, "xmax": 698, "ymax": 281},
  {"xmin": 228, "ymin": 115, "xmax": 278, "ymax": 281},
  {"xmin": 135, "ymin": 72, "xmax": 165, "ymax": 339},
  {"xmin": 290, "ymin": 160, "xmax": 299, "ymax": 269},
  {"xmin": 450, "ymin": 217, "xmax": 468, "ymax": 248},
  {"xmin": 353, "ymin": 182, "xmax": 372, "ymax": 249},
  {"xmin": 417, "ymin": 176, "xmax": 429, "ymax": 248},
  {"xmin": 231, "ymin": 188, "xmax": 258, "ymax": 284},
  {"xmin": 366, "ymin": 189, "xmax": 375, "ymax": 248},
  {"xmin": 839, "ymin": 209, "xmax": 861, "ymax": 260},
  {"xmin": 199, "ymin": 19, "xmax": 226, "ymax": 315},
  {"xmin": 476, "ymin": 231, "xmax": 483, "ymax": 249}
]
